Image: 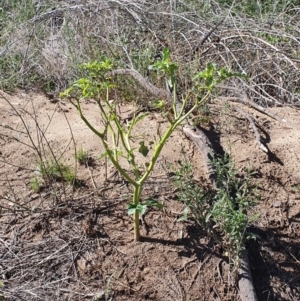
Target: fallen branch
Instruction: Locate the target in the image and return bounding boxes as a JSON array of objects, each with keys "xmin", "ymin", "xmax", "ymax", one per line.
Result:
[
  {"xmin": 232, "ymin": 106, "xmax": 268, "ymax": 153},
  {"xmin": 242, "ymin": 93, "xmax": 300, "ymax": 130},
  {"xmin": 210, "ymin": 102, "xmax": 269, "ymax": 153},
  {"xmin": 106, "ymin": 69, "xmax": 171, "ymax": 101},
  {"xmin": 216, "ymin": 86, "xmax": 300, "ymax": 130},
  {"xmin": 238, "ymin": 249, "xmax": 258, "ymax": 301},
  {"xmin": 182, "ymin": 125, "xmax": 216, "ymax": 188}
]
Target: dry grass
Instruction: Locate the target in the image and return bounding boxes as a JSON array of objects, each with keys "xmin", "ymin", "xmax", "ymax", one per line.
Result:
[{"xmin": 0, "ymin": 0, "xmax": 299, "ymax": 107}]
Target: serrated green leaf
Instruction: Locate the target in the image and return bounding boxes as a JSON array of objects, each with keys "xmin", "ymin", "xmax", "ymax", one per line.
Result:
[
  {"xmin": 193, "ymin": 63, "xmax": 217, "ymax": 89},
  {"xmin": 127, "ymin": 203, "xmax": 137, "ymax": 215},
  {"xmin": 59, "ymin": 87, "xmax": 72, "ymax": 98},
  {"xmin": 137, "ymin": 204, "xmax": 148, "ymax": 215},
  {"xmin": 152, "ymin": 99, "xmax": 166, "ymax": 109},
  {"xmin": 127, "ymin": 203, "xmax": 148, "ymax": 216}
]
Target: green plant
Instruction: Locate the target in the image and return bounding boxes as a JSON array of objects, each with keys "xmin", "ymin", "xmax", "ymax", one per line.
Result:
[
  {"xmin": 210, "ymin": 153, "xmax": 259, "ymax": 266},
  {"xmin": 291, "ymin": 184, "xmax": 300, "ymax": 193},
  {"xmin": 76, "ymin": 147, "xmax": 92, "ymax": 166},
  {"xmin": 174, "ymin": 159, "xmax": 213, "ymax": 227},
  {"xmin": 174, "ymin": 152, "xmax": 259, "ymax": 268},
  {"xmin": 30, "ymin": 176, "xmax": 42, "ymax": 192},
  {"xmin": 0, "ymin": 280, "xmax": 4, "ymax": 301},
  {"xmin": 34, "ymin": 159, "xmax": 75, "ymax": 185},
  {"xmin": 60, "ymin": 51, "xmax": 233, "ymax": 241}
]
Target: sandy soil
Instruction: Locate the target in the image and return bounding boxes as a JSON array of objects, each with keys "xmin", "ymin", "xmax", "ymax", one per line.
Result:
[{"xmin": 0, "ymin": 90, "xmax": 299, "ymax": 301}]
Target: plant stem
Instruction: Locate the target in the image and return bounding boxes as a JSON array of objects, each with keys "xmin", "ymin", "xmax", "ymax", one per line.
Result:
[
  {"xmin": 137, "ymin": 92, "xmax": 210, "ymax": 187},
  {"xmin": 133, "ymin": 184, "xmax": 142, "ymax": 241},
  {"xmin": 134, "ymin": 208, "xmax": 140, "ymax": 241}
]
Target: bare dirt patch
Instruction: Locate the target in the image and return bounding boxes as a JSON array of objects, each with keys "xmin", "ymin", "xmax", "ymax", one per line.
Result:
[{"xmin": 1, "ymin": 91, "xmax": 300, "ymax": 300}]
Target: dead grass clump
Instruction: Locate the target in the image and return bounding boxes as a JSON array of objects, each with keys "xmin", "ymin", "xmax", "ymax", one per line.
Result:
[{"xmin": 0, "ymin": 0, "xmax": 299, "ymax": 108}]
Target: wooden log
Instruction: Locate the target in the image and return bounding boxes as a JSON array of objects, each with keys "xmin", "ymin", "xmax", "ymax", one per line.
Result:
[
  {"xmin": 182, "ymin": 125, "xmax": 216, "ymax": 189},
  {"xmin": 238, "ymin": 250, "xmax": 259, "ymax": 301}
]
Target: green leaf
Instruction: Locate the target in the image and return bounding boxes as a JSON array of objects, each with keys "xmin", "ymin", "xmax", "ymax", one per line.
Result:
[
  {"xmin": 143, "ymin": 198, "xmax": 164, "ymax": 209},
  {"xmin": 128, "ymin": 113, "xmax": 149, "ymax": 127},
  {"xmin": 137, "ymin": 204, "xmax": 148, "ymax": 215},
  {"xmin": 127, "ymin": 203, "xmax": 137, "ymax": 215},
  {"xmin": 127, "ymin": 203, "xmax": 148, "ymax": 216},
  {"xmin": 205, "ymin": 212, "xmax": 212, "ymax": 223},
  {"xmin": 98, "ymin": 151, "xmax": 108, "ymax": 160},
  {"xmin": 162, "ymin": 47, "xmax": 170, "ymax": 60},
  {"xmin": 59, "ymin": 87, "xmax": 72, "ymax": 98},
  {"xmin": 148, "ymin": 48, "xmax": 177, "ymax": 86},
  {"xmin": 218, "ymin": 68, "xmax": 248, "ymax": 81},
  {"xmin": 193, "ymin": 63, "xmax": 217, "ymax": 88},
  {"xmin": 152, "ymin": 99, "xmax": 166, "ymax": 109},
  {"xmin": 177, "ymin": 207, "xmax": 190, "ymax": 222},
  {"xmin": 139, "ymin": 141, "xmax": 149, "ymax": 157}
]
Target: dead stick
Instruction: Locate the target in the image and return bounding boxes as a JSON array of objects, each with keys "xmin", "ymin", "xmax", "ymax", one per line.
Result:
[
  {"xmin": 106, "ymin": 69, "xmax": 171, "ymax": 101},
  {"xmin": 182, "ymin": 125, "xmax": 216, "ymax": 189},
  {"xmin": 238, "ymin": 249, "xmax": 258, "ymax": 301},
  {"xmin": 209, "ymin": 103, "xmax": 268, "ymax": 153},
  {"xmin": 233, "ymin": 106, "xmax": 268, "ymax": 153},
  {"xmin": 216, "ymin": 86, "xmax": 300, "ymax": 129}
]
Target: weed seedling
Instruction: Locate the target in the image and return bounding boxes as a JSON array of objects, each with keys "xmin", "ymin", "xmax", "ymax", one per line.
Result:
[
  {"xmin": 30, "ymin": 176, "xmax": 43, "ymax": 192},
  {"xmin": 34, "ymin": 159, "xmax": 75, "ymax": 184},
  {"xmin": 174, "ymin": 152, "xmax": 259, "ymax": 268},
  {"xmin": 76, "ymin": 147, "xmax": 93, "ymax": 166}
]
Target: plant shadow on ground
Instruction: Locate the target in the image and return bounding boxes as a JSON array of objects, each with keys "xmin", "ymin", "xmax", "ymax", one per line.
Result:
[
  {"xmin": 248, "ymin": 227, "xmax": 300, "ymax": 301},
  {"xmin": 200, "ymin": 125, "xmax": 225, "ymax": 156},
  {"xmin": 256, "ymin": 124, "xmax": 284, "ymax": 165},
  {"xmin": 141, "ymin": 223, "xmax": 228, "ymax": 262}
]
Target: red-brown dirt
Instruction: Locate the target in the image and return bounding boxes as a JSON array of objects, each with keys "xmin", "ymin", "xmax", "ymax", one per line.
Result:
[{"xmin": 0, "ymin": 90, "xmax": 299, "ymax": 300}]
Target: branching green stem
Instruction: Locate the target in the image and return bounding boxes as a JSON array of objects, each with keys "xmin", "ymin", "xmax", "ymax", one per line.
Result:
[
  {"xmin": 73, "ymin": 100, "xmax": 104, "ymax": 139},
  {"xmin": 61, "ymin": 58, "xmax": 229, "ymax": 242},
  {"xmin": 73, "ymin": 99, "xmax": 137, "ymax": 187}
]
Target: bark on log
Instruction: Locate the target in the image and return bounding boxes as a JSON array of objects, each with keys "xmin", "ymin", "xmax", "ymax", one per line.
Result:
[
  {"xmin": 238, "ymin": 250, "xmax": 259, "ymax": 301},
  {"xmin": 182, "ymin": 125, "xmax": 216, "ymax": 189},
  {"xmin": 106, "ymin": 69, "xmax": 171, "ymax": 101}
]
